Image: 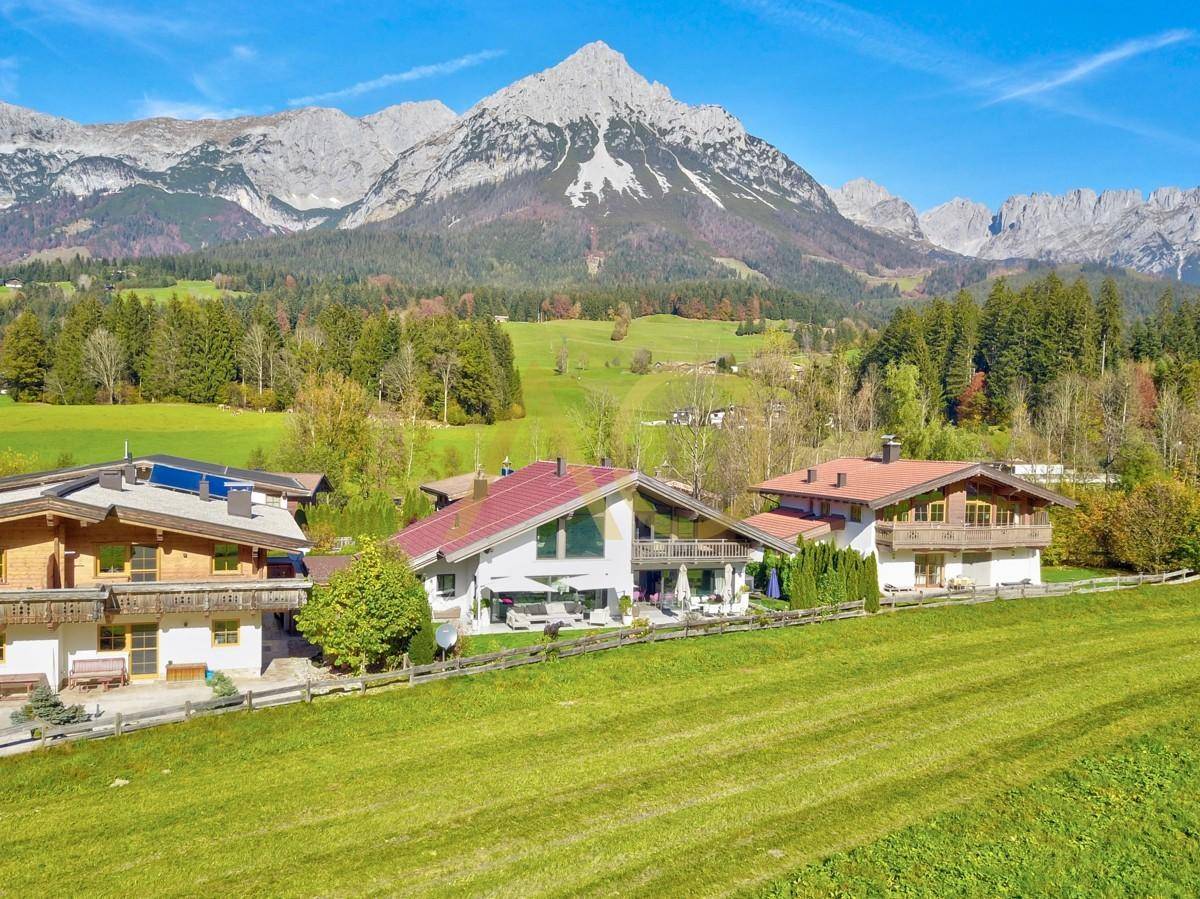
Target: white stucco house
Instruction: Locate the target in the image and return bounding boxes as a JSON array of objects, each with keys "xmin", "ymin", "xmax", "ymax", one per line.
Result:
[
  {"xmin": 745, "ymin": 439, "xmax": 1075, "ymax": 590},
  {"xmin": 390, "ymin": 459, "xmax": 797, "ymax": 632}
]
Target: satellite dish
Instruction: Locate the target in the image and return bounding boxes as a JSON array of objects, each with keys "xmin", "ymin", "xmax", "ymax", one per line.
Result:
[{"xmin": 435, "ymin": 622, "xmax": 458, "ymax": 650}]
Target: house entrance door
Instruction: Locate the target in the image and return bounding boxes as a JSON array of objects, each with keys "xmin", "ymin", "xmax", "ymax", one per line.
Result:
[{"xmin": 914, "ymin": 553, "xmax": 944, "ymax": 588}]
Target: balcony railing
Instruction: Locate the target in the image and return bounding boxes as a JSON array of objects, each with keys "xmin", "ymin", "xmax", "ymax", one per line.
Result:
[
  {"xmin": 109, "ymin": 579, "xmax": 312, "ymax": 614},
  {"xmin": 632, "ymin": 539, "xmax": 751, "ymax": 566},
  {"xmin": 875, "ymin": 522, "xmax": 1053, "ymax": 551}
]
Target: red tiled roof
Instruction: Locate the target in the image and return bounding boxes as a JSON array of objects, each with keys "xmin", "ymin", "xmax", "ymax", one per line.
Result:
[
  {"xmin": 741, "ymin": 507, "xmax": 832, "ymax": 541},
  {"xmin": 391, "ymin": 461, "xmax": 634, "ymax": 562},
  {"xmin": 753, "ymin": 458, "xmax": 974, "ymax": 506}
]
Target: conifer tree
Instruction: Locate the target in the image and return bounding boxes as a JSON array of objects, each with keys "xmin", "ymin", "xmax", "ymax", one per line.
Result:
[{"xmin": 0, "ymin": 311, "xmax": 49, "ymax": 401}]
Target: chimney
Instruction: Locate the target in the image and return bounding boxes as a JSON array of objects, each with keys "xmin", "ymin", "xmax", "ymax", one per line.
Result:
[
  {"xmin": 472, "ymin": 472, "xmax": 489, "ymax": 501},
  {"xmin": 123, "ymin": 463, "xmax": 137, "ymax": 485},
  {"xmin": 601, "ymin": 457, "xmax": 612, "ymax": 469},
  {"xmin": 98, "ymin": 469, "xmax": 123, "ymax": 491},
  {"xmin": 881, "ymin": 435, "xmax": 902, "ymax": 464},
  {"xmin": 806, "ymin": 467, "xmax": 818, "ymax": 483},
  {"xmin": 556, "ymin": 457, "xmax": 567, "ymax": 477},
  {"xmin": 227, "ymin": 487, "xmax": 252, "ymax": 518},
  {"xmin": 836, "ymin": 472, "xmax": 848, "ymax": 488},
  {"xmin": 198, "ymin": 476, "xmax": 210, "ymax": 501}
]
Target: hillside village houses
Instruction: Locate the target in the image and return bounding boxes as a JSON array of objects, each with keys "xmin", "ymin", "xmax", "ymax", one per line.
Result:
[
  {"xmin": 0, "ymin": 456, "xmax": 318, "ymax": 695},
  {"xmin": 747, "ymin": 438, "xmax": 1075, "ymax": 591}
]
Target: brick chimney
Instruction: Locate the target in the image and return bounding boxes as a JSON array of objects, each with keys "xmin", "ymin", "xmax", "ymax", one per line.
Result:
[
  {"xmin": 556, "ymin": 457, "xmax": 567, "ymax": 477},
  {"xmin": 881, "ymin": 436, "xmax": 902, "ymax": 464}
]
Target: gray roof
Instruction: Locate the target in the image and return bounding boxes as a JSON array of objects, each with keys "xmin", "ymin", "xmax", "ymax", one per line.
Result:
[
  {"xmin": 0, "ymin": 474, "xmax": 309, "ymax": 550},
  {"xmin": 0, "ymin": 454, "xmax": 315, "ymax": 494}
]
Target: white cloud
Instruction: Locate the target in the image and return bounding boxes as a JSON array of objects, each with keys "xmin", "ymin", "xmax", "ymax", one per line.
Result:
[
  {"xmin": 0, "ymin": 57, "xmax": 17, "ymax": 96},
  {"xmin": 135, "ymin": 97, "xmax": 248, "ymax": 120},
  {"xmin": 288, "ymin": 49, "xmax": 505, "ymax": 106},
  {"xmin": 988, "ymin": 29, "xmax": 1193, "ymax": 103}
]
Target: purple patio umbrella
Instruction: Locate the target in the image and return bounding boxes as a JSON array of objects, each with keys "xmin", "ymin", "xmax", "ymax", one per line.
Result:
[{"xmin": 767, "ymin": 567, "xmax": 781, "ymax": 600}]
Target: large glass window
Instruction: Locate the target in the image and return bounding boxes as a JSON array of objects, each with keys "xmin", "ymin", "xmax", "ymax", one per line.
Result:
[
  {"xmin": 675, "ymin": 517, "xmax": 696, "ymax": 539},
  {"xmin": 965, "ymin": 500, "xmax": 993, "ymax": 526},
  {"xmin": 912, "ymin": 491, "xmax": 946, "ymax": 523},
  {"xmin": 436, "ymin": 573, "xmax": 456, "ymax": 595},
  {"xmin": 213, "ymin": 543, "xmax": 239, "ymax": 573},
  {"xmin": 535, "ymin": 520, "xmax": 558, "ymax": 559},
  {"xmin": 687, "ymin": 568, "xmax": 717, "ymax": 596},
  {"xmin": 564, "ymin": 503, "xmax": 605, "ymax": 558},
  {"xmin": 129, "ymin": 623, "xmax": 157, "ymax": 676}
]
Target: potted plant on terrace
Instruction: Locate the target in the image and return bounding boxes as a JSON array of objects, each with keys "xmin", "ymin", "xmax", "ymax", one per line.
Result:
[{"xmin": 619, "ymin": 594, "xmax": 633, "ymax": 626}]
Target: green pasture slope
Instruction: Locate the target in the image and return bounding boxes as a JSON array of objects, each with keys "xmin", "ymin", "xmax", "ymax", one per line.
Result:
[
  {"xmin": 0, "ymin": 399, "xmax": 285, "ymax": 468},
  {"xmin": 117, "ymin": 279, "xmax": 243, "ymax": 303},
  {"xmin": 3, "ymin": 585, "xmax": 1197, "ymax": 896},
  {"xmin": 426, "ymin": 314, "xmax": 773, "ymax": 473}
]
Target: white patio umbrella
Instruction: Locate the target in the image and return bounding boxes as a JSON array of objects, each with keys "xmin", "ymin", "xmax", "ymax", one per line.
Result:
[
  {"xmin": 723, "ymin": 563, "xmax": 734, "ymax": 608},
  {"xmin": 676, "ymin": 564, "xmax": 690, "ymax": 610}
]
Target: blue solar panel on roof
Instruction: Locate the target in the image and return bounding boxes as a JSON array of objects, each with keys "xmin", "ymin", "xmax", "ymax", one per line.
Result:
[{"xmin": 147, "ymin": 464, "xmax": 250, "ymax": 498}]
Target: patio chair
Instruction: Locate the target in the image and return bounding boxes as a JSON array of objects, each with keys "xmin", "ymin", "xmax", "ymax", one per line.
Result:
[
  {"xmin": 588, "ymin": 607, "xmax": 610, "ymax": 626},
  {"xmin": 506, "ymin": 610, "xmax": 533, "ymax": 631}
]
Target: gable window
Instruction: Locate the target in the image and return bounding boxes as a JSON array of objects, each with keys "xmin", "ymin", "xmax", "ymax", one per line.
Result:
[
  {"xmin": 99, "ymin": 625, "xmax": 127, "ymax": 652},
  {"xmin": 564, "ymin": 503, "xmax": 605, "ymax": 558},
  {"xmin": 96, "ymin": 545, "xmax": 128, "ymax": 576},
  {"xmin": 436, "ymin": 573, "xmax": 456, "ymax": 596},
  {"xmin": 849, "ymin": 504, "xmax": 862, "ymax": 523},
  {"xmin": 212, "ymin": 619, "xmax": 240, "ymax": 646},
  {"xmin": 535, "ymin": 520, "xmax": 558, "ymax": 559},
  {"xmin": 213, "ymin": 543, "xmax": 240, "ymax": 573}
]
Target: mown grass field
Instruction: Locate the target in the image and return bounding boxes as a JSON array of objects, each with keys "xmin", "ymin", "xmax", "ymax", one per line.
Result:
[
  {"xmin": 0, "ymin": 400, "xmax": 286, "ymax": 468},
  {"xmin": 2, "ymin": 585, "xmax": 1197, "ymax": 896},
  {"xmin": 117, "ymin": 279, "xmax": 245, "ymax": 303},
  {"xmin": 1042, "ymin": 564, "xmax": 1123, "ymax": 583}
]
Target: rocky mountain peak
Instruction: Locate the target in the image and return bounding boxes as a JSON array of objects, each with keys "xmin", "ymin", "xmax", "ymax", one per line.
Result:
[{"xmin": 826, "ymin": 178, "xmax": 923, "ymax": 242}]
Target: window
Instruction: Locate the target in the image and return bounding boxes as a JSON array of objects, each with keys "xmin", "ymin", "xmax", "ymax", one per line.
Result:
[
  {"xmin": 130, "ymin": 545, "xmax": 158, "ymax": 582},
  {"xmin": 687, "ymin": 568, "xmax": 717, "ymax": 596},
  {"xmin": 0, "ymin": 549, "xmax": 5, "ymax": 582},
  {"xmin": 912, "ymin": 491, "xmax": 946, "ymax": 523},
  {"xmin": 849, "ymin": 504, "xmax": 862, "ymax": 523},
  {"xmin": 0, "ymin": 630, "xmax": 5, "ymax": 662},
  {"xmin": 819, "ymin": 501, "xmax": 831, "ymax": 517},
  {"xmin": 99, "ymin": 625, "xmax": 127, "ymax": 652},
  {"xmin": 965, "ymin": 500, "xmax": 993, "ymax": 526},
  {"xmin": 564, "ymin": 503, "xmax": 605, "ymax": 558},
  {"xmin": 535, "ymin": 520, "xmax": 558, "ymax": 559},
  {"xmin": 96, "ymin": 545, "xmax": 127, "ymax": 576},
  {"xmin": 994, "ymin": 499, "xmax": 1019, "ymax": 526},
  {"xmin": 213, "ymin": 543, "xmax": 240, "ymax": 573},
  {"xmin": 212, "ymin": 619, "xmax": 240, "ymax": 646},
  {"xmin": 675, "ymin": 517, "xmax": 696, "ymax": 539},
  {"xmin": 436, "ymin": 573, "xmax": 456, "ymax": 596}
]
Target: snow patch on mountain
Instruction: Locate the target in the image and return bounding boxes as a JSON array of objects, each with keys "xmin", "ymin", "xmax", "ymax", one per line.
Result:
[{"xmin": 566, "ymin": 117, "xmax": 647, "ymax": 206}]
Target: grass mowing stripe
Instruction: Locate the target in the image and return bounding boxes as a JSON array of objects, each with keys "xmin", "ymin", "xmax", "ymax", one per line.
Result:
[
  {"xmin": 1, "ymin": 587, "xmax": 1197, "ymax": 897},
  {"xmin": 761, "ymin": 717, "xmax": 1200, "ymax": 897}
]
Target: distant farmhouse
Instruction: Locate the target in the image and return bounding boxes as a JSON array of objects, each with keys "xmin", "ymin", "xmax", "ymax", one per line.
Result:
[{"xmin": 0, "ymin": 456, "xmax": 324, "ymax": 693}]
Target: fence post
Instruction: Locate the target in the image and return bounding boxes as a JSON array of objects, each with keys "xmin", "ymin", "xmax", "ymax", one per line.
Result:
[
  {"xmin": 303, "ymin": 682, "xmax": 312, "ymax": 704},
  {"xmin": 114, "ymin": 712, "xmax": 124, "ymax": 737},
  {"xmin": 39, "ymin": 722, "xmax": 47, "ymax": 749},
  {"xmin": 245, "ymin": 691, "xmax": 254, "ymax": 711},
  {"xmin": 185, "ymin": 700, "xmax": 192, "ymax": 720},
  {"xmin": 360, "ymin": 678, "xmax": 368, "ymax": 695}
]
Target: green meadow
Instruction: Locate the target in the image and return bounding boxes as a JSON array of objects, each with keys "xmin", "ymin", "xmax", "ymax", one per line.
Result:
[
  {"xmin": 2, "ymin": 585, "xmax": 1197, "ymax": 896},
  {"xmin": 117, "ymin": 279, "xmax": 244, "ymax": 303},
  {"xmin": 0, "ymin": 315, "xmax": 776, "ymax": 477}
]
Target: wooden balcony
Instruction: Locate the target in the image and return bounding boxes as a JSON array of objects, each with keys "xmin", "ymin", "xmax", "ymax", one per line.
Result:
[
  {"xmin": 109, "ymin": 579, "xmax": 312, "ymax": 615},
  {"xmin": 632, "ymin": 539, "xmax": 751, "ymax": 567},
  {"xmin": 0, "ymin": 588, "xmax": 107, "ymax": 625},
  {"xmin": 875, "ymin": 522, "xmax": 1053, "ymax": 551}
]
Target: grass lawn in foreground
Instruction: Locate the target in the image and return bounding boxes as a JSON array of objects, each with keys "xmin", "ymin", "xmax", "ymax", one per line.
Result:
[
  {"xmin": 0, "ymin": 402, "xmax": 287, "ymax": 468},
  {"xmin": 2, "ymin": 585, "xmax": 1198, "ymax": 896}
]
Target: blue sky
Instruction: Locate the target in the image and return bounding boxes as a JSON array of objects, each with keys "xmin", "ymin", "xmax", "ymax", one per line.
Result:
[{"xmin": 0, "ymin": 0, "xmax": 1196, "ymax": 210}]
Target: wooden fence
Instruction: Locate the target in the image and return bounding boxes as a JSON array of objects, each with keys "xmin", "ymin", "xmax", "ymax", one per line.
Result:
[{"xmin": 0, "ymin": 568, "xmax": 1191, "ymax": 755}]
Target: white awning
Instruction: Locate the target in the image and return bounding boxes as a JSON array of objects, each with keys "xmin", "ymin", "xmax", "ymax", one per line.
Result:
[
  {"xmin": 564, "ymin": 573, "xmax": 612, "ymax": 591},
  {"xmin": 486, "ymin": 575, "xmax": 554, "ymax": 593}
]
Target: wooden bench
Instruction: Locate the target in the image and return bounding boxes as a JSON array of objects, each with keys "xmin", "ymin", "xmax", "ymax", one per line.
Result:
[
  {"xmin": 0, "ymin": 673, "xmax": 48, "ymax": 699},
  {"xmin": 166, "ymin": 662, "xmax": 207, "ymax": 683},
  {"xmin": 67, "ymin": 657, "xmax": 128, "ymax": 690}
]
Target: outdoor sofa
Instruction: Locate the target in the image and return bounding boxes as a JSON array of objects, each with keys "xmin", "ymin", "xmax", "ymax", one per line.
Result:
[{"xmin": 505, "ymin": 601, "xmax": 586, "ymax": 630}]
